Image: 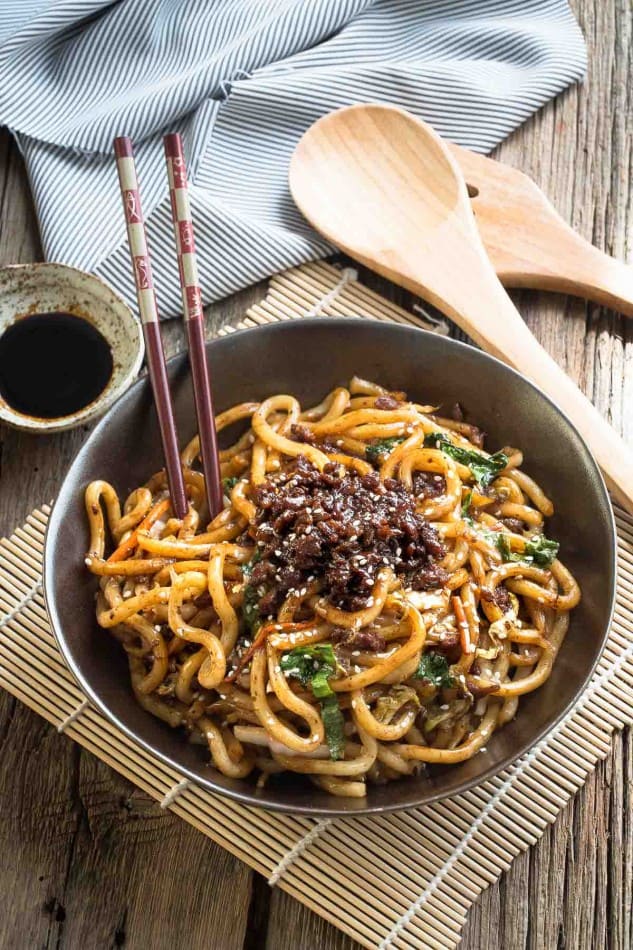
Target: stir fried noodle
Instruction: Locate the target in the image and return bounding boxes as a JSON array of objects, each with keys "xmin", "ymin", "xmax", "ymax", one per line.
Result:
[{"xmin": 84, "ymin": 378, "xmax": 580, "ymax": 798}]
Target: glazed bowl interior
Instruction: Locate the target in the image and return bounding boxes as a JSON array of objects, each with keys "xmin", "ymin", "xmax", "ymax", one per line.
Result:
[{"xmin": 44, "ymin": 319, "xmax": 615, "ymax": 815}]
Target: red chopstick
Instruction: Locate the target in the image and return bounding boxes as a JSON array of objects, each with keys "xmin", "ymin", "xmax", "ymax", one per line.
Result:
[
  {"xmin": 163, "ymin": 133, "xmax": 223, "ymax": 520},
  {"xmin": 113, "ymin": 137, "xmax": 188, "ymax": 520}
]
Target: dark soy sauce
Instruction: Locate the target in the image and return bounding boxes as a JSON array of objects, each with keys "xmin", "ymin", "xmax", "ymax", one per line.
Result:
[{"xmin": 0, "ymin": 312, "xmax": 113, "ymax": 419}]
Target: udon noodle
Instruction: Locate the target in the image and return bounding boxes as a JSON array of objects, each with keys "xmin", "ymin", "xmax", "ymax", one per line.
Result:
[{"xmin": 84, "ymin": 377, "xmax": 580, "ymax": 798}]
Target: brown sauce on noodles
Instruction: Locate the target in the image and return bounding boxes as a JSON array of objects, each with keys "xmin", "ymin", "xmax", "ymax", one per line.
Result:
[
  {"xmin": 247, "ymin": 456, "xmax": 447, "ymax": 619},
  {"xmin": 83, "ymin": 377, "xmax": 581, "ymax": 798}
]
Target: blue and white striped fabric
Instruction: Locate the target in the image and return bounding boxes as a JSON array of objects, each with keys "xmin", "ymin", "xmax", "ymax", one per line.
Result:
[{"xmin": 0, "ymin": 0, "xmax": 586, "ymax": 318}]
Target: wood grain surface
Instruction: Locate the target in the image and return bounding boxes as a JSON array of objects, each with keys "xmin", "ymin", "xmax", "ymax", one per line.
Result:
[{"xmin": 0, "ymin": 0, "xmax": 631, "ymax": 946}]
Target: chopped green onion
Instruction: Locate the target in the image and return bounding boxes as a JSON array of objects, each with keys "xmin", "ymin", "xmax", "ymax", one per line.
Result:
[
  {"xmin": 366, "ymin": 436, "xmax": 406, "ymax": 464},
  {"xmin": 496, "ymin": 533, "xmax": 559, "ymax": 568},
  {"xmin": 413, "ymin": 651, "xmax": 455, "ymax": 688},
  {"xmin": 280, "ymin": 645, "xmax": 345, "ymax": 760},
  {"xmin": 424, "ymin": 433, "xmax": 508, "ymax": 488}
]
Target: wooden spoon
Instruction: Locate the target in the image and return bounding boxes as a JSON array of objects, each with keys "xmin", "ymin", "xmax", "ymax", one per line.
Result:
[
  {"xmin": 289, "ymin": 103, "xmax": 633, "ymax": 511},
  {"xmin": 448, "ymin": 143, "xmax": 633, "ymax": 316}
]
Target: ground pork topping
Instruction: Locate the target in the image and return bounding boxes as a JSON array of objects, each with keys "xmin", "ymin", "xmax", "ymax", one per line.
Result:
[{"xmin": 247, "ymin": 456, "xmax": 447, "ymax": 619}]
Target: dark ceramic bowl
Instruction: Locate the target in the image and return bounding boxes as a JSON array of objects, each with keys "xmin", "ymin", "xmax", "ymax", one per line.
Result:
[{"xmin": 44, "ymin": 319, "xmax": 616, "ymax": 815}]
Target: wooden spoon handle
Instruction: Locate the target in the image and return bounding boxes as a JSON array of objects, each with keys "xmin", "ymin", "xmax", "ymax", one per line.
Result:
[
  {"xmin": 398, "ymin": 250, "xmax": 633, "ymax": 511},
  {"xmin": 451, "ymin": 273, "xmax": 633, "ymax": 510},
  {"xmin": 499, "ymin": 222, "xmax": 633, "ymax": 317},
  {"xmin": 505, "ymin": 323, "xmax": 632, "ymax": 510},
  {"xmin": 448, "ymin": 142, "xmax": 633, "ymax": 316}
]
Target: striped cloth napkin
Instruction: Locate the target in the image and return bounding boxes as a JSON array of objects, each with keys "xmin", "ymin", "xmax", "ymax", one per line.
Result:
[{"xmin": 0, "ymin": 0, "xmax": 586, "ymax": 318}]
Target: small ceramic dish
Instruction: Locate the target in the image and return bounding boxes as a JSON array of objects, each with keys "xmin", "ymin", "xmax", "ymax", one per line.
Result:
[{"xmin": 0, "ymin": 262, "xmax": 143, "ymax": 433}]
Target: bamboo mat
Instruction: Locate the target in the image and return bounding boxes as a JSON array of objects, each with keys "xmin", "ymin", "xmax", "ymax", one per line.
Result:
[{"xmin": 2, "ymin": 261, "xmax": 633, "ymax": 949}]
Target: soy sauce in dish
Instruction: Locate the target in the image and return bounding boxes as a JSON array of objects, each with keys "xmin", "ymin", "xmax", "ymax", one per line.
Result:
[{"xmin": 0, "ymin": 312, "xmax": 113, "ymax": 419}]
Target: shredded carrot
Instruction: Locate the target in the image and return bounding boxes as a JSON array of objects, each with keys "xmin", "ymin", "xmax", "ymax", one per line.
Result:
[
  {"xmin": 107, "ymin": 498, "xmax": 171, "ymax": 563},
  {"xmin": 225, "ymin": 619, "xmax": 314, "ymax": 684},
  {"xmin": 452, "ymin": 594, "xmax": 471, "ymax": 655}
]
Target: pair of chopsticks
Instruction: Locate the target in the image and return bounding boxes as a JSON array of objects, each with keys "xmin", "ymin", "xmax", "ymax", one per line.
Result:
[{"xmin": 113, "ymin": 135, "xmax": 223, "ymax": 522}]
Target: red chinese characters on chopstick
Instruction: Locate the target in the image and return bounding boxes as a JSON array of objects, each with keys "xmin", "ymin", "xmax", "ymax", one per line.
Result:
[
  {"xmin": 163, "ymin": 133, "xmax": 223, "ymax": 519},
  {"xmin": 113, "ymin": 134, "xmax": 224, "ymax": 524},
  {"xmin": 113, "ymin": 136, "xmax": 188, "ymax": 520}
]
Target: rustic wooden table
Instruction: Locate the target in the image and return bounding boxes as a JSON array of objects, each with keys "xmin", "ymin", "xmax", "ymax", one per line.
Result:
[{"xmin": 0, "ymin": 1, "xmax": 631, "ymax": 947}]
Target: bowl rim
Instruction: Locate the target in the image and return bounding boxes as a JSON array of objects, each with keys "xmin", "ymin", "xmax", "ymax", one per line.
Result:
[
  {"xmin": 43, "ymin": 317, "xmax": 617, "ymax": 816},
  {"xmin": 0, "ymin": 261, "xmax": 144, "ymax": 433}
]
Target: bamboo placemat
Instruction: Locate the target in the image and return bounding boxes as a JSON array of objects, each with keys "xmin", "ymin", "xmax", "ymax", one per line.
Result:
[{"xmin": 1, "ymin": 261, "xmax": 633, "ymax": 949}]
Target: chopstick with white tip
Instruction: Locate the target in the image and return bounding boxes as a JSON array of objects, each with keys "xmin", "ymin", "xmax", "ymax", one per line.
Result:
[
  {"xmin": 113, "ymin": 136, "xmax": 188, "ymax": 520},
  {"xmin": 163, "ymin": 132, "xmax": 223, "ymax": 519}
]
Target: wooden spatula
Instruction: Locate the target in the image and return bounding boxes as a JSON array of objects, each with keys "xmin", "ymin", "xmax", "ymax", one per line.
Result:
[
  {"xmin": 289, "ymin": 103, "xmax": 633, "ymax": 511},
  {"xmin": 448, "ymin": 143, "xmax": 633, "ymax": 316}
]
